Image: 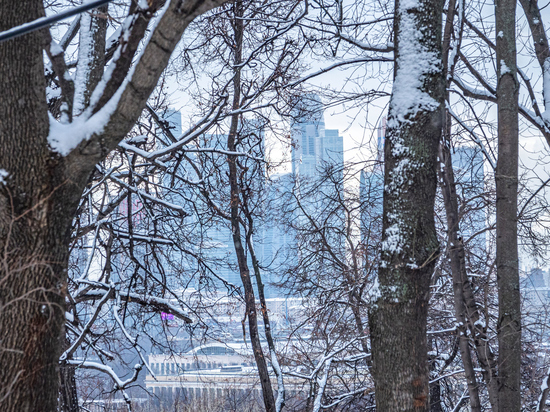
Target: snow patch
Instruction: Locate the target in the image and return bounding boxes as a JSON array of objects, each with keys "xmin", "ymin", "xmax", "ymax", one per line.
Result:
[
  {"xmin": 50, "ymin": 40, "xmax": 63, "ymax": 56},
  {"xmin": 368, "ymin": 276, "xmax": 381, "ymax": 301},
  {"xmin": 138, "ymin": 0, "xmax": 151, "ymax": 10},
  {"xmin": 474, "ymin": 318, "xmax": 486, "ymax": 328},
  {"xmin": 48, "ymin": 82, "xmax": 124, "ymax": 155},
  {"xmin": 49, "ymin": 113, "xmax": 103, "ymax": 155},
  {"xmin": 127, "ymin": 135, "xmax": 148, "ymax": 144},
  {"xmin": 0, "ymin": 169, "xmax": 8, "ymax": 185},
  {"xmin": 381, "ymin": 223, "xmax": 404, "ymax": 255},
  {"xmin": 388, "ymin": 0, "xmax": 440, "ymax": 126},
  {"xmin": 369, "ymin": 278, "xmax": 403, "ymax": 303},
  {"xmin": 500, "ymin": 60, "xmax": 511, "ymax": 76},
  {"xmin": 46, "ymin": 84, "xmax": 62, "ymax": 100}
]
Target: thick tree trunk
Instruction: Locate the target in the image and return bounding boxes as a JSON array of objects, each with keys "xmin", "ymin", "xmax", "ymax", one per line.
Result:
[
  {"xmin": 0, "ymin": 4, "xmax": 83, "ymax": 412},
  {"xmin": 495, "ymin": 0, "xmax": 521, "ymax": 409},
  {"xmin": 368, "ymin": 0, "xmax": 444, "ymax": 409}
]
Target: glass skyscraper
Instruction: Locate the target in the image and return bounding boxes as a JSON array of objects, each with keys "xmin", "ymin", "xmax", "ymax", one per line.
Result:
[
  {"xmin": 451, "ymin": 146, "xmax": 486, "ymax": 255},
  {"xmin": 159, "ymin": 97, "xmax": 344, "ymax": 298}
]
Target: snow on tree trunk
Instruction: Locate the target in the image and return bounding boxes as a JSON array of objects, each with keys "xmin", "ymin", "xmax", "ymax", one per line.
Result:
[{"xmin": 368, "ymin": 0, "xmax": 444, "ymax": 409}]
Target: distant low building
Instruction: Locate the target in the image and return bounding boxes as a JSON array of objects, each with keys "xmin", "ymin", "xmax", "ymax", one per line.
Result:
[{"xmin": 146, "ymin": 343, "xmax": 307, "ymax": 408}]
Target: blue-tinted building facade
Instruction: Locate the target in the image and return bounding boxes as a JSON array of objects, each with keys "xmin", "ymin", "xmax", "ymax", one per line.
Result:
[
  {"xmin": 451, "ymin": 146, "xmax": 486, "ymax": 256},
  {"xmin": 159, "ymin": 97, "xmax": 344, "ymax": 298}
]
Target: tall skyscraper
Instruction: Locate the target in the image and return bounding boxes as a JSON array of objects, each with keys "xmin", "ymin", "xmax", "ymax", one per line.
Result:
[
  {"xmin": 360, "ymin": 118, "xmax": 385, "ymax": 270},
  {"xmin": 451, "ymin": 146, "xmax": 486, "ymax": 256},
  {"xmin": 162, "ymin": 108, "xmax": 183, "ymax": 137},
  {"xmin": 163, "ymin": 121, "xmax": 266, "ymax": 294},
  {"xmin": 158, "ymin": 99, "xmax": 345, "ymax": 298},
  {"xmin": 290, "ymin": 94, "xmax": 344, "ymax": 181},
  {"xmin": 261, "ymin": 95, "xmax": 345, "ymax": 297},
  {"xmin": 258, "ymin": 172, "xmax": 295, "ymax": 298},
  {"xmin": 291, "ymin": 94, "xmax": 325, "ymax": 178}
]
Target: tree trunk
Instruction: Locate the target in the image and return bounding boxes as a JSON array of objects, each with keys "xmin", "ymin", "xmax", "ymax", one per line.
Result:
[
  {"xmin": 439, "ymin": 4, "xmax": 484, "ymax": 409},
  {"xmin": 227, "ymin": 112, "xmax": 277, "ymax": 412},
  {"xmin": 226, "ymin": 1, "xmax": 276, "ymax": 411},
  {"xmin": 429, "ymin": 340, "xmax": 443, "ymax": 412},
  {"xmin": 368, "ymin": 0, "xmax": 444, "ymax": 409},
  {"xmin": 246, "ymin": 221, "xmax": 286, "ymax": 411},
  {"xmin": 438, "ymin": 143, "xmax": 494, "ymax": 412},
  {"xmin": 495, "ymin": 0, "xmax": 521, "ymax": 408},
  {"xmin": 0, "ymin": 2, "xmax": 81, "ymax": 411},
  {"xmin": 58, "ymin": 337, "xmax": 79, "ymax": 412}
]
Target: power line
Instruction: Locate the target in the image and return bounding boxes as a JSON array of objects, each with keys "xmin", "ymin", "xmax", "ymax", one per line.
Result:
[{"xmin": 0, "ymin": 0, "xmax": 113, "ymax": 44}]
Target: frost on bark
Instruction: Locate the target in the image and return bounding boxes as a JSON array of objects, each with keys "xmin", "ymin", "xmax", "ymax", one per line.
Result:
[
  {"xmin": 73, "ymin": 5, "xmax": 108, "ymax": 116},
  {"xmin": 368, "ymin": 0, "xmax": 444, "ymax": 409}
]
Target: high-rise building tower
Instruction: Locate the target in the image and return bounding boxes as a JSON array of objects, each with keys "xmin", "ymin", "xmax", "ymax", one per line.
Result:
[
  {"xmin": 158, "ymin": 101, "xmax": 344, "ymax": 298},
  {"xmin": 451, "ymin": 146, "xmax": 486, "ymax": 255},
  {"xmin": 261, "ymin": 95, "xmax": 345, "ymax": 297},
  {"xmin": 360, "ymin": 118, "xmax": 385, "ymax": 270},
  {"xmin": 291, "ymin": 94, "xmax": 325, "ymax": 178},
  {"xmin": 163, "ymin": 108, "xmax": 182, "ymax": 137},
  {"xmin": 258, "ymin": 172, "xmax": 295, "ymax": 298},
  {"xmin": 290, "ymin": 94, "xmax": 344, "ymax": 181}
]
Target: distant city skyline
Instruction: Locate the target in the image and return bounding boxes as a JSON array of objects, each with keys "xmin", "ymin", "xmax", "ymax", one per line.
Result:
[{"xmin": 159, "ymin": 95, "xmax": 345, "ymax": 298}]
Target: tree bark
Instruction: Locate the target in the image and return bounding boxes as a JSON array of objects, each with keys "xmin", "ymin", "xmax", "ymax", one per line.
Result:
[
  {"xmin": 495, "ymin": 0, "xmax": 521, "ymax": 408},
  {"xmin": 73, "ymin": 4, "xmax": 108, "ymax": 116},
  {"xmin": 246, "ymin": 217, "xmax": 286, "ymax": 411},
  {"xmin": 368, "ymin": 0, "xmax": 444, "ymax": 409},
  {"xmin": 0, "ymin": 3, "xmax": 77, "ymax": 410},
  {"xmin": 438, "ymin": 143, "xmax": 495, "ymax": 411},
  {"xmin": 58, "ymin": 338, "xmax": 79, "ymax": 412}
]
